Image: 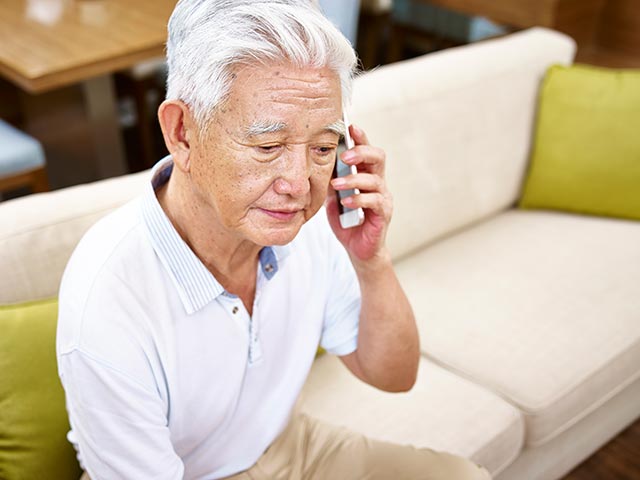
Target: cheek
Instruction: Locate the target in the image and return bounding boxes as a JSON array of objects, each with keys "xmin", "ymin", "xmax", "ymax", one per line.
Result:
[
  {"xmin": 310, "ymin": 163, "xmax": 334, "ymax": 202},
  {"xmin": 218, "ymin": 163, "xmax": 277, "ymax": 207},
  {"xmin": 190, "ymin": 151, "xmax": 269, "ymax": 209}
]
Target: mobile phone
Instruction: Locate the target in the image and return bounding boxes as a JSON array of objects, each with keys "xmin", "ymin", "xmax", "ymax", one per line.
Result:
[{"xmin": 333, "ymin": 115, "xmax": 365, "ymax": 229}]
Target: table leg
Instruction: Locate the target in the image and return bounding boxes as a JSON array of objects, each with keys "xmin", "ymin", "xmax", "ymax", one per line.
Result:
[{"xmin": 82, "ymin": 75, "xmax": 128, "ymax": 178}]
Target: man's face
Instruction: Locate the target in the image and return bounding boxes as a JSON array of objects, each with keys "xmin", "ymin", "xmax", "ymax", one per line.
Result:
[{"xmin": 188, "ymin": 63, "xmax": 343, "ymax": 246}]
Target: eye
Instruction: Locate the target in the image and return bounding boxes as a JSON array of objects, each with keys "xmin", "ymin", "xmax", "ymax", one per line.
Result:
[
  {"xmin": 257, "ymin": 144, "xmax": 282, "ymax": 154},
  {"xmin": 313, "ymin": 145, "xmax": 337, "ymax": 158},
  {"xmin": 309, "ymin": 145, "xmax": 337, "ymax": 166}
]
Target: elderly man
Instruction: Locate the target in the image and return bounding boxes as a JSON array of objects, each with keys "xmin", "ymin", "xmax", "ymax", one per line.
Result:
[{"xmin": 57, "ymin": 1, "xmax": 490, "ymax": 479}]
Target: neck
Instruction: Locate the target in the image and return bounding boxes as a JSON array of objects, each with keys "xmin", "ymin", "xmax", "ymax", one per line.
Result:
[{"xmin": 156, "ymin": 171, "xmax": 261, "ymax": 296}]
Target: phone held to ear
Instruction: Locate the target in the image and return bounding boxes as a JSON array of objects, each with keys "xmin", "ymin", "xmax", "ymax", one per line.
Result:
[{"xmin": 333, "ymin": 115, "xmax": 365, "ymax": 229}]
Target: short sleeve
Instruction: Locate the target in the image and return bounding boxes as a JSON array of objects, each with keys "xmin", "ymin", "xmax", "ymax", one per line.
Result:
[
  {"xmin": 57, "ymin": 269, "xmax": 184, "ymax": 480},
  {"xmin": 58, "ymin": 350, "xmax": 184, "ymax": 479}
]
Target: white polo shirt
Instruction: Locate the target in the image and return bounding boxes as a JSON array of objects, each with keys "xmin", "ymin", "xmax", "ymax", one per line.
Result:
[{"xmin": 56, "ymin": 158, "xmax": 361, "ymax": 480}]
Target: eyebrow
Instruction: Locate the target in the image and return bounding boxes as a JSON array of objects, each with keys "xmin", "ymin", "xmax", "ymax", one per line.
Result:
[
  {"xmin": 325, "ymin": 120, "xmax": 345, "ymax": 137},
  {"xmin": 244, "ymin": 120, "xmax": 287, "ymax": 137},
  {"xmin": 244, "ymin": 119, "xmax": 345, "ymax": 138}
]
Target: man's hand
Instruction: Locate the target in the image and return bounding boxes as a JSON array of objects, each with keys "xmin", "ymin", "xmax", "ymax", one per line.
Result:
[
  {"xmin": 326, "ymin": 124, "xmax": 393, "ymax": 264},
  {"xmin": 326, "ymin": 124, "xmax": 419, "ymax": 393}
]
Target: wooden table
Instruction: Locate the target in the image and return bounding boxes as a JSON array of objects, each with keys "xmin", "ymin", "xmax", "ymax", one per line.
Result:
[{"xmin": 0, "ymin": 0, "xmax": 176, "ymax": 178}]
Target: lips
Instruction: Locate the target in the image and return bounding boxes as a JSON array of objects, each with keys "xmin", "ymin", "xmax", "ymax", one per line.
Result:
[{"xmin": 258, "ymin": 208, "xmax": 302, "ymax": 220}]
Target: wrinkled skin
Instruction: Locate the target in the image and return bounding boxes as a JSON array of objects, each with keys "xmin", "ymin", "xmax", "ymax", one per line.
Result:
[{"xmin": 186, "ymin": 63, "xmax": 343, "ymax": 248}]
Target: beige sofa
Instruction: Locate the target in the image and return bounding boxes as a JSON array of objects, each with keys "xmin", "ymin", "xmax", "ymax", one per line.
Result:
[{"xmin": 2, "ymin": 28, "xmax": 639, "ymax": 479}]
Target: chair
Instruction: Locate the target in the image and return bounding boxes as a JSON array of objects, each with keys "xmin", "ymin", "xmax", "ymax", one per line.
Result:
[
  {"xmin": 358, "ymin": 0, "xmax": 393, "ymax": 69},
  {"xmin": 115, "ymin": 58, "xmax": 168, "ymax": 172},
  {"xmin": 0, "ymin": 119, "xmax": 49, "ymax": 197}
]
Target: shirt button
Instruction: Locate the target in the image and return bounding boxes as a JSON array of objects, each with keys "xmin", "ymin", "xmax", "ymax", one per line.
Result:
[
  {"xmin": 232, "ymin": 306, "xmax": 239, "ymax": 314},
  {"xmin": 264, "ymin": 263, "xmax": 274, "ymax": 273}
]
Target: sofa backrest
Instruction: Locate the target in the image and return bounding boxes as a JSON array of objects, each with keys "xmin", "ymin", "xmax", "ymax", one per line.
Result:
[
  {"xmin": 0, "ymin": 172, "xmax": 149, "ymax": 304},
  {"xmin": 350, "ymin": 27, "xmax": 575, "ymax": 261},
  {"xmin": 0, "ymin": 28, "xmax": 576, "ymax": 304}
]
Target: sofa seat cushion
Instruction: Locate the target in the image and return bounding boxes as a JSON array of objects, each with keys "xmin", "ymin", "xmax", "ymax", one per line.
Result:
[
  {"xmin": 395, "ymin": 209, "xmax": 640, "ymax": 447},
  {"xmin": 300, "ymin": 355, "xmax": 524, "ymax": 475}
]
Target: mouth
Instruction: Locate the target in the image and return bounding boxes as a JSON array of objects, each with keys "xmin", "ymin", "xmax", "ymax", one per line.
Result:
[{"xmin": 258, "ymin": 208, "xmax": 303, "ymax": 221}]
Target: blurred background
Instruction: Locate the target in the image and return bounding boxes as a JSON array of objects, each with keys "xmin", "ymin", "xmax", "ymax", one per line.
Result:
[{"xmin": 0, "ymin": 0, "xmax": 638, "ymax": 198}]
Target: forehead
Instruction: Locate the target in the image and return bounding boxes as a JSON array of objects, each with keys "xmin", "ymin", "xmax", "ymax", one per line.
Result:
[{"xmin": 223, "ymin": 63, "xmax": 343, "ymax": 125}]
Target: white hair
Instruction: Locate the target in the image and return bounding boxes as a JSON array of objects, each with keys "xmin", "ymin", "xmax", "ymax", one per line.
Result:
[{"xmin": 165, "ymin": 0, "xmax": 358, "ymax": 128}]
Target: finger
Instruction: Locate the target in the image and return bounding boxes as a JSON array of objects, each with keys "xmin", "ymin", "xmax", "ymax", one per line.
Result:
[
  {"xmin": 349, "ymin": 124, "xmax": 370, "ymax": 146},
  {"xmin": 341, "ymin": 192, "xmax": 392, "ymax": 219},
  {"xmin": 341, "ymin": 145, "xmax": 386, "ymax": 175},
  {"xmin": 331, "ymin": 172, "xmax": 385, "ymax": 194}
]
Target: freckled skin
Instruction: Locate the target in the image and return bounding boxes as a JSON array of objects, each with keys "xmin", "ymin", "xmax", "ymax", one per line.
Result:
[{"xmin": 187, "ymin": 63, "xmax": 343, "ymax": 247}]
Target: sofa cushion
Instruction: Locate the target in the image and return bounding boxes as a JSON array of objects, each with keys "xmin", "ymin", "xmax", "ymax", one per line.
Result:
[
  {"xmin": 395, "ymin": 209, "xmax": 640, "ymax": 447},
  {"xmin": 520, "ymin": 64, "xmax": 640, "ymax": 220},
  {"xmin": 350, "ymin": 27, "xmax": 575, "ymax": 260},
  {"xmin": 300, "ymin": 354, "xmax": 524, "ymax": 475},
  {"xmin": 0, "ymin": 298, "xmax": 81, "ymax": 480},
  {"xmin": 0, "ymin": 170, "xmax": 150, "ymax": 304}
]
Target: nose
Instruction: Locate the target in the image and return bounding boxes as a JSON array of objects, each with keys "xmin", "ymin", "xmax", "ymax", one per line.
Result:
[{"xmin": 273, "ymin": 146, "xmax": 311, "ymax": 197}]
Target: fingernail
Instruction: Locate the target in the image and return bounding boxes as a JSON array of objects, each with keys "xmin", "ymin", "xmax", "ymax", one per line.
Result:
[
  {"xmin": 331, "ymin": 178, "xmax": 346, "ymax": 187},
  {"xmin": 341, "ymin": 196, "xmax": 354, "ymax": 206},
  {"xmin": 342, "ymin": 151, "xmax": 356, "ymax": 162}
]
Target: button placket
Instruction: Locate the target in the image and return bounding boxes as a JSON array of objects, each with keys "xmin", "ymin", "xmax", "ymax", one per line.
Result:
[
  {"xmin": 220, "ymin": 292, "xmax": 260, "ymax": 364},
  {"xmin": 248, "ymin": 316, "xmax": 262, "ymax": 365},
  {"xmin": 247, "ymin": 275, "xmax": 265, "ymax": 365}
]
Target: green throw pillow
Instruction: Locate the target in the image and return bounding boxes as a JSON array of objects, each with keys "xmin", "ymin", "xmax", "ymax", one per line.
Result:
[
  {"xmin": 0, "ymin": 298, "xmax": 82, "ymax": 480},
  {"xmin": 519, "ymin": 64, "xmax": 640, "ymax": 220}
]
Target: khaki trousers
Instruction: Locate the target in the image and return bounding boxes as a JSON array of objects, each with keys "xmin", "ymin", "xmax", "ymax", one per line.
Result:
[
  {"xmin": 82, "ymin": 412, "xmax": 491, "ymax": 480},
  {"xmin": 222, "ymin": 412, "xmax": 491, "ymax": 480}
]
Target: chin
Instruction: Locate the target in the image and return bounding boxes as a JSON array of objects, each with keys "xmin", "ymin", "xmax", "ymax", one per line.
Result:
[
  {"xmin": 245, "ymin": 209, "xmax": 308, "ymax": 246},
  {"xmin": 255, "ymin": 224, "xmax": 303, "ymax": 246}
]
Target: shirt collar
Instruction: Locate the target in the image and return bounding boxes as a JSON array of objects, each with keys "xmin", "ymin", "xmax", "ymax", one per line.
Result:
[{"xmin": 140, "ymin": 156, "xmax": 290, "ymax": 314}]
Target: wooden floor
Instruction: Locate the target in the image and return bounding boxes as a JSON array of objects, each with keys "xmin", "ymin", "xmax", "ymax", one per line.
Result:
[{"xmin": 562, "ymin": 417, "xmax": 640, "ymax": 479}]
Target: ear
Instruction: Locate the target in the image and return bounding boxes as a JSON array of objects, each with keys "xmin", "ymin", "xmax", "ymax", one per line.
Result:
[{"xmin": 158, "ymin": 100, "xmax": 196, "ymax": 173}]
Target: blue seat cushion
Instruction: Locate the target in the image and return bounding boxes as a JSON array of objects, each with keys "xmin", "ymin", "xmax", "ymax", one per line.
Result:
[{"xmin": 0, "ymin": 120, "xmax": 46, "ymax": 176}]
